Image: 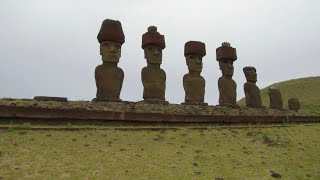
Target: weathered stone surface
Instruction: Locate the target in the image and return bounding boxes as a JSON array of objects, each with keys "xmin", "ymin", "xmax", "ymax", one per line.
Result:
[
  {"xmin": 141, "ymin": 26, "xmax": 167, "ymax": 103},
  {"xmin": 94, "ymin": 19, "xmax": 125, "ymax": 102},
  {"xmin": 288, "ymin": 98, "xmax": 300, "ymax": 111},
  {"xmin": 1, "ymin": 103, "xmax": 318, "ymax": 125},
  {"xmin": 243, "ymin": 66, "xmax": 263, "ymax": 108},
  {"xmin": 216, "ymin": 42, "xmax": 237, "ymax": 61},
  {"xmin": 142, "ymin": 26, "xmax": 165, "ymax": 50},
  {"xmin": 268, "ymin": 88, "xmax": 283, "ymax": 109},
  {"xmin": 34, "ymin": 96, "xmax": 68, "ymax": 102},
  {"xmin": 1, "ymin": 98, "xmax": 317, "ymax": 126},
  {"xmin": 269, "ymin": 170, "xmax": 282, "ymax": 179},
  {"xmin": 97, "ymin": 19, "xmax": 125, "ymax": 44},
  {"xmin": 183, "ymin": 41, "xmax": 206, "ymax": 105},
  {"xmin": 94, "ymin": 63, "xmax": 124, "ymax": 101},
  {"xmin": 138, "ymin": 98, "xmax": 169, "ymax": 105},
  {"xmin": 216, "ymin": 42, "xmax": 238, "ymax": 108}
]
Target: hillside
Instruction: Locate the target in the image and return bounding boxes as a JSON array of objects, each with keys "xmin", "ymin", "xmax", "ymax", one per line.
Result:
[
  {"xmin": 1, "ymin": 125, "xmax": 320, "ymax": 179},
  {"xmin": 238, "ymin": 76, "xmax": 320, "ymax": 115}
]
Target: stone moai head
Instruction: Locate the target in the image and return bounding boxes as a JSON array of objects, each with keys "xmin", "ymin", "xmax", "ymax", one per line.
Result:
[
  {"xmin": 288, "ymin": 98, "xmax": 300, "ymax": 111},
  {"xmin": 216, "ymin": 42, "xmax": 237, "ymax": 78},
  {"xmin": 142, "ymin": 26, "xmax": 166, "ymax": 64},
  {"xmin": 243, "ymin": 66, "xmax": 257, "ymax": 83},
  {"xmin": 97, "ymin": 19, "xmax": 125, "ymax": 63},
  {"xmin": 184, "ymin": 41, "xmax": 206, "ymax": 72},
  {"xmin": 268, "ymin": 87, "xmax": 283, "ymax": 109}
]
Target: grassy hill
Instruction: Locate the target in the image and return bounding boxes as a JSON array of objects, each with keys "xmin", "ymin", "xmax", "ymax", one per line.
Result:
[
  {"xmin": 238, "ymin": 76, "xmax": 320, "ymax": 115},
  {"xmin": 1, "ymin": 125, "xmax": 320, "ymax": 179}
]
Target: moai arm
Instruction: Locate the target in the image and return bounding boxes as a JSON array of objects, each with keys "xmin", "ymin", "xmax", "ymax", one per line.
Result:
[
  {"xmin": 218, "ymin": 77, "xmax": 224, "ymax": 105},
  {"xmin": 118, "ymin": 68, "xmax": 124, "ymax": 94},
  {"xmin": 95, "ymin": 66, "xmax": 102, "ymax": 98},
  {"xmin": 244, "ymin": 84, "xmax": 250, "ymax": 107},
  {"xmin": 162, "ymin": 68, "xmax": 166, "ymax": 94}
]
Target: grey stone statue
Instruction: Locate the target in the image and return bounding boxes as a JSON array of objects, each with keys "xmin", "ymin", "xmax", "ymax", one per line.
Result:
[
  {"xmin": 141, "ymin": 26, "xmax": 168, "ymax": 104},
  {"xmin": 243, "ymin": 66, "xmax": 263, "ymax": 108},
  {"xmin": 182, "ymin": 41, "xmax": 207, "ymax": 105},
  {"xmin": 268, "ymin": 87, "xmax": 283, "ymax": 109},
  {"xmin": 288, "ymin": 98, "xmax": 300, "ymax": 111},
  {"xmin": 216, "ymin": 42, "xmax": 238, "ymax": 108},
  {"xmin": 93, "ymin": 19, "xmax": 125, "ymax": 102}
]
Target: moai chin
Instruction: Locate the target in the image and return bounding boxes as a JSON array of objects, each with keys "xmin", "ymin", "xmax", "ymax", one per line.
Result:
[
  {"xmin": 216, "ymin": 42, "xmax": 239, "ymax": 108},
  {"xmin": 243, "ymin": 66, "xmax": 263, "ymax": 108},
  {"xmin": 182, "ymin": 41, "xmax": 207, "ymax": 105},
  {"xmin": 141, "ymin": 26, "xmax": 168, "ymax": 104},
  {"xmin": 93, "ymin": 19, "xmax": 125, "ymax": 102},
  {"xmin": 268, "ymin": 87, "xmax": 283, "ymax": 110},
  {"xmin": 288, "ymin": 98, "xmax": 300, "ymax": 112}
]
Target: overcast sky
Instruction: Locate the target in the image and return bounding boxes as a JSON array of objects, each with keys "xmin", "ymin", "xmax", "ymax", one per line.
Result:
[{"xmin": 0, "ymin": 0, "xmax": 319, "ymax": 105}]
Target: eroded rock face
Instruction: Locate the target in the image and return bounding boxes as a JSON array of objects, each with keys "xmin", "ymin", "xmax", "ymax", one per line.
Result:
[
  {"xmin": 141, "ymin": 26, "xmax": 167, "ymax": 104},
  {"xmin": 34, "ymin": 96, "xmax": 68, "ymax": 102},
  {"xmin": 216, "ymin": 42, "xmax": 238, "ymax": 108},
  {"xmin": 268, "ymin": 88, "xmax": 283, "ymax": 109},
  {"xmin": 288, "ymin": 98, "xmax": 300, "ymax": 111},
  {"xmin": 94, "ymin": 19, "xmax": 125, "ymax": 102},
  {"xmin": 243, "ymin": 66, "xmax": 263, "ymax": 108},
  {"xmin": 182, "ymin": 41, "xmax": 207, "ymax": 105}
]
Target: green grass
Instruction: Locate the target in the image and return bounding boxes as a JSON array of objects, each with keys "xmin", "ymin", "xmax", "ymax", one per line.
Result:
[
  {"xmin": 238, "ymin": 76, "xmax": 320, "ymax": 115},
  {"xmin": 1, "ymin": 124, "xmax": 320, "ymax": 179}
]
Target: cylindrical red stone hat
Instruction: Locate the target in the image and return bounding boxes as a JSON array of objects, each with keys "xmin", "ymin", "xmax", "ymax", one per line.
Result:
[
  {"xmin": 216, "ymin": 42, "xmax": 237, "ymax": 61},
  {"xmin": 97, "ymin": 19, "xmax": 125, "ymax": 44},
  {"xmin": 184, "ymin": 41, "xmax": 206, "ymax": 57},
  {"xmin": 142, "ymin": 26, "xmax": 166, "ymax": 49}
]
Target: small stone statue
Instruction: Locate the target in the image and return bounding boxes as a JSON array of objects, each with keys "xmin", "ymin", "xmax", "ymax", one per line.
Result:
[
  {"xmin": 288, "ymin": 98, "xmax": 300, "ymax": 111},
  {"xmin": 182, "ymin": 41, "xmax": 207, "ymax": 105},
  {"xmin": 93, "ymin": 19, "xmax": 125, "ymax": 102},
  {"xmin": 268, "ymin": 87, "xmax": 283, "ymax": 109},
  {"xmin": 141, "ymin": 26, "xmax": 168, "ymax": 104},
  {"xmin": 216, "ymin": 42, "xmax": 238, "ymax": 107},
  {"xmin": 243, "ymin": 66, "xmax": 263, "ymax": 108}
]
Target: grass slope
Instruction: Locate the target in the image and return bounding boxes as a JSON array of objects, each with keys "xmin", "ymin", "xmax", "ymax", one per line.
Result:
[
  {"xmin": 1, "ymin": 125, "xmax": 320, "ymax": 179},
  {"xmin": 238, "ymin": 76, "xmax": 320, "ymax": 115}
]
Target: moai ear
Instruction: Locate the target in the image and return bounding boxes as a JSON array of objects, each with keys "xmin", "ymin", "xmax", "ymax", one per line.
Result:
[
  {"xmin": 219, "ymin": 61, "xmax": 223, "ymax": 70},
  {"xmin": 144, "ymin": 50, "xmax": 147, "ymax": 59}
]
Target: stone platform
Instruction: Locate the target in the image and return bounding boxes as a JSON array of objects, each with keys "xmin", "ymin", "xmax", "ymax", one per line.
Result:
[{"xmin": 0, "ymin": 99, "xmax": 319, "ymax": 126}]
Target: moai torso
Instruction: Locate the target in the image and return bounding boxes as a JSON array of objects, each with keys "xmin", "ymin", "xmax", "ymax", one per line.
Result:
[
  {"xmin": 268, "ymin": 88, "xmax": 283, "ymax": 109},
  {"xmin": 288, "ymin": 98, "xmax": 300, "ymax": 111},
  {"xmin": 141, "ymin": 66, "xmax": 166, "ymax": 101},
  {"xmin": 94, "ymin": 19, "xmax": 125, "ymax": 102},
  {"xmin": 243, "ymin": 66, "xmax": 263, "ymax": 108},
  {"xmin": 244, "ymin": 83, "xmax": 262, "ymax": 108},
  {"xmin": 141, "ymin": 26, "xmax": 167, "ymax": 103},
  {"xmin": 218, "ymin": 76, "xmax": 237, "ymax": 107},
  {"xmin": 95, "ymin": 64, "xmax": 124, "ymax": 101},
  {"xmin": 216, "ymin": 42, "xmax": 238, "ymax": 107},
  {"xmin": 183, "ymin": 74, "xmax": 205, "ymax": 103},
  {"xmin": 182, "ymin": 41, "xmax": 207, "ymax": 105}
]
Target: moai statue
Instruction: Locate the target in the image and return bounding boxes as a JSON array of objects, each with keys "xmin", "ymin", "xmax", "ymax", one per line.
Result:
[
  {"xmin": 93, "ymin": 19, "xmax": 125, "ymax": 102},
  {"xmin": 216, "ymin": 42, "xmax": 239, "ymax": 108},
  {"xmin": 268, "ymin": 87, "xmax": 283, "ymax": 109},
  {"xmin": 141, "ymin": 26, "xmax": 168, "ymax": 104},
  {"xmin": 288, "ymin": 98, "xmax": 300, "ymax": 111},
  {"xmin": 243, "ymin": 66, "xmax": 263, "ymax": 108},
  {"xmin": 182, "ymin": 41, "xmax": 207, "ymax": 105}
]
